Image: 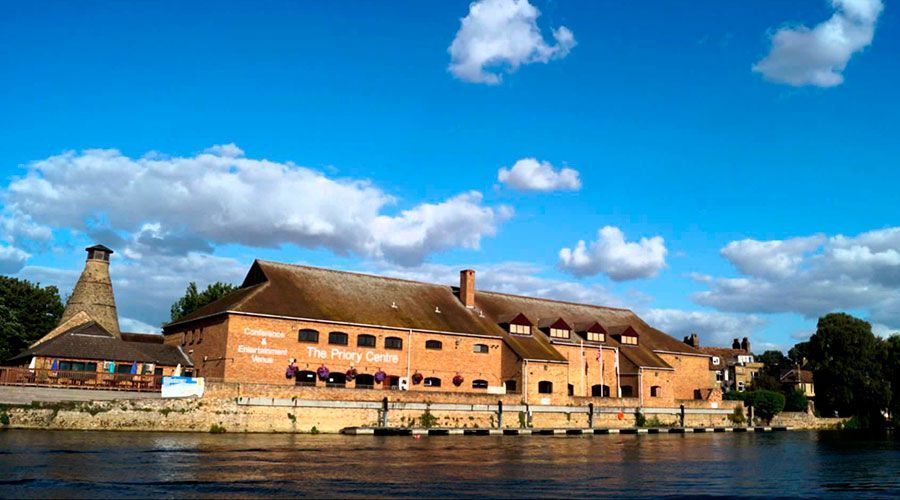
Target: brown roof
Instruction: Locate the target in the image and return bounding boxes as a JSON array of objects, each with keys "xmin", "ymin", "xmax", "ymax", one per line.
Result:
[
  {"xmin": 781, "ymin": 368, "xmax": 814, "ymax": 384},
  {"xmin": 9, "ymin": 321, "xmax": 191, "ymax": 366},
  {"xmin": 166, "ymin": 260, "xmax": 700, "ymax": 366}
]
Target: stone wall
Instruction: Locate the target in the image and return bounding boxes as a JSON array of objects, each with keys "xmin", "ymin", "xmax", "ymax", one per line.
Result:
[{"xmin": 770, "ymin": 412, "xmax": 847, "ymax": 429}]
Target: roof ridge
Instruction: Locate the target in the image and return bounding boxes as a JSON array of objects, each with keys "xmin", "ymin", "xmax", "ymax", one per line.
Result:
[{"xmin": 475, "ymin": 289, "xmax": 635, "ymax": 313}]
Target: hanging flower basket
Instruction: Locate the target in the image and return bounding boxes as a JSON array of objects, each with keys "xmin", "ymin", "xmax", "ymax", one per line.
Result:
[
  {"xmin": 411, "ymin": 372, "xmax": 424, "ymax": 385},
  {"xmin": 316, "ymin": 365, "xmax": 330, "ymax": 381},
  {"xmin": 346, "ymin": 368, "xmax": 358, "ymax": 381},
  {"xmin": 374, "ymin": 370, "xmax": 387, "ymax": 383},
  {"xmin": 452, "ymin": 374, "xmax": 464, "ymax": 387}
]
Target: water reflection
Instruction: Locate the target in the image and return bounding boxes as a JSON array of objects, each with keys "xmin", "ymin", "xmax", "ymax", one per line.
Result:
[{"xmin": 0, "ymin": 430, "xmax": 898, "ymax": 498}]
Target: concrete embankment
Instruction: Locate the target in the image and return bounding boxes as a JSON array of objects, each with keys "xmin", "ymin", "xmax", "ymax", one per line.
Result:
[{"xmin": 0, "ymin": 382, "xmax": 824, "ymax": 434}]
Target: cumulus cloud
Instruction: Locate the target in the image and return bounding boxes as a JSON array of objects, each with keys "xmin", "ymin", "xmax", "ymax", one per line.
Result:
[
  {"xmin": 695, "ymin": 227, "xmax": 900, "ymax": 329},
  {"xmin": 643, "ymin": 309, "xmax": 766, "ymax": 348},
  {"xmin": 3, "ymin": 147, "xmax": 510, "ymax": 266},
  {"xmin": 448, "ymin": 0, "xmax": 576, "ymax": 84},
  {"xmin": 558, "ymin": 226, "xmax": 668, "ymax": 281},
  {"xmin": 753, "ymin": 0, "xmax": 883, "ymax": 87},
  {"xmin": 497, "ymin": 158, "xmax": 581, "ymax": 192},
  {"xmin": 203, "ymin": 143, "xmax": 245, "ymax": 158},
  {"xmin": 0, "ymin": 245, "xmax": 29, "ymax": 274}
]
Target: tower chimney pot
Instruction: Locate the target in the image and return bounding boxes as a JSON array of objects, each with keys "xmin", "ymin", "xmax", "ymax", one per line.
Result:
[
  {"xmin": 460, "ymin": 269, "xmax": 476, "ymax": 308},
  {"xmin": 59, "ymin": 244, "xmax": 120, "ymax": 335},
  {"xmin": 732, "ymin": 338, "xmax": 741, "ymax": 349},
  {"xmin": 741, "ymin": 337, "xmax": 750, "ymax": 353}
]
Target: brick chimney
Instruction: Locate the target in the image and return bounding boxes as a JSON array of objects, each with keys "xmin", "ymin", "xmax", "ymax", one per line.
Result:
[
  {"xmin": 59, "ymin": 244, "xmax": 120, "ymax": 336},
  {"xmin": 683, "ymin": 333, "xmax": 699, "ymax": 348},
  {"xmin": 732, "ymin": 338, "xmax": 741, "ymax": 349},
  {"xmin": 741, "ymin": 337, "xmax": 750, "ymax": 353},
  {"xmin": 459, "ymin": 269, "xmax": 475, "ymax": 308}
]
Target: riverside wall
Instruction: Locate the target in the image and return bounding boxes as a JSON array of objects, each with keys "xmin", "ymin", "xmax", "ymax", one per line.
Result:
[{"xmin": 0, "ymin": 382, "xmax": 744, "ymax": 434}]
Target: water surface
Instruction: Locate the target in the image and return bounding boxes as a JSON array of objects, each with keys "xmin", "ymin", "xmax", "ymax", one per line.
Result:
[{"xmin": 0, "ymin": 430, "xmax": 898, "ymax": 498}]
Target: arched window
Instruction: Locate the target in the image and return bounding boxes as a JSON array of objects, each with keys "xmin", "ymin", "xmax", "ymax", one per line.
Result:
[
  {"xmin": 357, "ymin": 334, "xmax": 376, "ymax": 347},
  {"xmin": 385, "ymin": 337, "xmax": 403, "ymax": 350},
  {"xmin": 296, "ymin": 370, "xmax": 317, "ymax": 386},
  {"xmin": 651, "ymin": 386, "xmax": 661, "ymax": 397},
  {"xmin": 567, "ymin": 384, "xmax": 574, "ymax": 396},
  {"xmin": 326, "ymin": 372, "xmax": 347, "ymax": 387},
  {"xmin": 472, "ymin": 379, "xmax": 488, "ymax": 389},
  {"xmin": 538, "ymin": 381, "xmax": 553, "ymax": 394},
  {"xmin": 473, "ymin": 344, "xmax": 489, "ymax": 354},
  {"xmin": 620, "ymin": 385, "xmax": 634, "ymax": 398},
  {"xmin": 298, "ymin": 329, "xmax": 319, "ymax": 343},
  {"xmin": 328, "ymin": 331, "xmax": 349, "ymax": 345},
  {"xmin": 504, "ymin": 380, "xmax": 517, "ymax": 393},
  {"xmin": 424, "ymin": 377, "xmax": 441, "ymax": 387},
  {"xmin": 355, "ymin": 374, "xmax": 375, "ymax": 389},
  {"xmin": 425, "ymin": 340, "xmax": 443, "ymax": 350},
  {"xmin": 388, "ymin": 376, "xmax": 400, "ymax": 389},
  {"xmin": 591, "ymin": 384, "xmax": 610, "ymax": 397}
]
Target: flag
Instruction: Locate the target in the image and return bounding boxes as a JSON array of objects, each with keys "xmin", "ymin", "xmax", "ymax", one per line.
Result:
[
  {"xmin": 51, "ymin": 359, "xmax": 58, "ymax": 371},
  {"xmin": 130, "ymin": 361, "xmax": 138, "ymax": 375}
]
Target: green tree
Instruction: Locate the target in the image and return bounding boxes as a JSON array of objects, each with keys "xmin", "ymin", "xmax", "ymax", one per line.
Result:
[
  {"xmin": 807, "ymin": 313, "xmax": 890, "ymax": 427},
  {"xmin": 788, "ymin": 341, "xmax": 810, "ymax": 365},
  {"xmin": 784, "ymin": 388, "xmax": 810, "ymax": 412},
  {"xmin": 746, "ymin": 390, "xmax": 785, "ymax": 423},
  {"xmin": 884, "ymin": 335, "xmax": 900, "ymax": 427},
  {"xmin": 758, "ymin": 350, "xmax": 789, "ymax": 378},
  {"xmin": 169, "ymin": 282, "xmax": 237, "ymax": 323},
  {"xmin": 750, "ymin": 373, "xmax": 782, "ymax": 392},
  {"xmin": 0, "ymin": 276, "xmax": 64, "ymax": 362}
]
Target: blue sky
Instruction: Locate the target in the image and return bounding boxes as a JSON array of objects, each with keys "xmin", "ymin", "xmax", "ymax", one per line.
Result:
[{"xmin": 1, "ymin": 0, "xmax": 898, "ymax": 350}]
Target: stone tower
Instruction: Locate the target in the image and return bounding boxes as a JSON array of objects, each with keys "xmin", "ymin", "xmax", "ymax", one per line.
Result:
[{"xmin": 59, "ymin": 244, "xmax": 121, "ymax": 336}]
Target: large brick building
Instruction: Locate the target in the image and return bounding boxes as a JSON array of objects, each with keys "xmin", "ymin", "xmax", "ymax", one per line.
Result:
[{"xmin": 164, "ymin": 260, "xmax": 716, "ymax": 407}]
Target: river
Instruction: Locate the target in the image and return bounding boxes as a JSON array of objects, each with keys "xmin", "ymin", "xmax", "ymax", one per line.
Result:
[{"xmin": 1, "ymin": 430, "xmax": 898, "ymax": 498}]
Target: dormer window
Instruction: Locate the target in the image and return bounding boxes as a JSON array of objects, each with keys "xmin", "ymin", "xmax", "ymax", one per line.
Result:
[
  {"xmin": 539, "ymin": 318, "xmax": 571, "ymax": 340},
  {"xmin": 549, "ymin": 328, "xmax": 570, "ymax": 339},
  {"xmin": 576, "ymin": 321, "xmax": 607, "ymax": 343},
  {"xmin": 510, "ymin": 323, "xmax": 530, "ymax": 335},
  {"xmin": 620, "ymin": 335, "xmax": 638, "ymax": 345},
  {"xmin": 610, "ymin": 325, "xmax": 639, "ymax": 346},
  {"xmin": 712, "ymin": 356, "xmax": 721, "ymax": 365},
  {"xmin": 501, "ymin": 313, "xmax": 533, "ymax": 335},
  {"xmin": 587, "ymin": 331, "xmax": 605, "ymax": 342}
]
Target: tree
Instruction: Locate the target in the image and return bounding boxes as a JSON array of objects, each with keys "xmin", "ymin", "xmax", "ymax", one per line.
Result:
[
  {"xmin": 807, "ymin": 313, "xmax": 890, "ymax": 427},
  {"xmin": 750, "ymin": 373, "xmax": 782, "ymax": 392},
  {"xmin": 884, "ymin": 335, "xmax": 900, "ymax": 427},
  {"xmin": 169, "ymin": 282, "xmax": 237, "ymax": 323},
  {"xmin": 746, "ymin": 390, "xmax": 785, "ymax": 423},
  {"xmin": 758, "ymin": 350, "xmax": 789, "ymax": 378},
  {"xmin": 0, "ymin": 276, "xmax": 64, "ymax": 362},
  {"xmin": 784, "ymin": 388, "xmax": 810, "ymax": 412},
  {"xmin": 788, "ymin": 342, "xmax": 810, "ymax": 365}
]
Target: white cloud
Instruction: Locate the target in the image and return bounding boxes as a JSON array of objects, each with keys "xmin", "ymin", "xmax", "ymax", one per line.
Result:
[
  {"xmin": 753, "ymin": 0, "xmax": 883, "ymax": 87},
  {"xmin": 695, "ymin": 227, "xmax": 900, "ymax": 329},
  {"xmin": 643, "ymin": 309, "xmax": 766, "ymax": 348},
  {"xmin": 203, "ymin": 143, "xmax": 245, "ymax": 158},
  {"xmin": 119, "ymin": 317, "xmax": 161, "ymax": 334},
  {"xmin": 497, "ymin": 158, "xmax": 581, "ymax": 192},
  {"xmin": 558, "ymin": 226, "xmax": 668, "ymax": 281},
  {"xmin": 0, "ymin": 245, "xmax": 29, "ymax": 274},
  {"xmin": 3, "ymin": 147, "xmax": 510, "ymax": 266},
  {"xmin": 448, "ymin": 0, "xmax": 576, "ymax": 84}
]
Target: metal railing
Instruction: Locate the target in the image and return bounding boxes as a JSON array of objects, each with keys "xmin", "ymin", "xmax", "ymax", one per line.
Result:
[{"xmin": 0, "ymin": 367, "xmax": 164, "ymax": 392}]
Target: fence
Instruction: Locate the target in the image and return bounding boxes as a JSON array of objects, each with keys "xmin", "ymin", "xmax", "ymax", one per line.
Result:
[{"xmin": 0, "ymin": 367, "xmax": 164, "ymax": 392}]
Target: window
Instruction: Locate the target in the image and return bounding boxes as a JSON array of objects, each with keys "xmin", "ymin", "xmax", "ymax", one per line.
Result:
[
  {"xmin": 712, "ymin": 356, "xmax": 720, "ymax": 366},
  {"xmin": 509, "ymin": 323, "xmax": 530, "ymax": 335},
  {"xmin": 385, "ymin": 337, "xmax": 403, "ymax": 350},
  {"xmin": 181, "ymin": 332, "xmax": 186, "ymax": 346},
  {"xmin": 620, "ymin": 385, "xmax": 634, "ymax": 397},
  {"xmin": 504, "ymin": 380, "xmax": 517, "ymax": 393},
  {"xmin": 693, "ymin": 389, "xmax": 703, "ymax": 400},
  {"xmin": 357, "ymin": 334, "xmax": 376, "ymax": 347},
  {"xmin": 473, "ymin": 344, "xmax": 489, "ymax": 354},
  {"xmin": 591, "ymin": 384, "xmax": 610, "ymax": 397},
  {"xmin": 197, "ymin": 328, "xmax": 204, "ymax": 344},
  {"xmin": 355, "ymin": 374, "xmax": 375, "ymax": 389},
  {"xmin": 59, "ymin": 361, "xmax": 97, "ymax": 372},
  {"xmin": 298, "ymin": 329, "xmax": 319, "ymax": 343},
  {"xmin": 737, "ymin": 381, "xmax": 746, "ymax": 391},
  {"xmin": 296, "ymin": 370, "xmax": 317, "ymax": 386},
  {"xmin": 650, "ymin": 386, "xmax": 661, "ymax": 397},
  {"xmin": 715, "ymin": 371, "xmax": 724, "ymax": 382},
  {"xmin": 116, "ymin": 363, "xmax": 133, "ymax": 374},
  {"xmin": 549, "ymin": 328, "xmax": 570, "ymax": 339},
  {"xmin": 472, "ymin": 379, "xmax": 488, "ymax": 389},
  {"xmin": 567, "ymin": 384, "xmax": 574, "ymax": 396},
  {"xmin": 620, "ymin": 335, "xmax": 638, "ymax": 346},
  {"xmin": 425, "ymin": 340, "xmax": 443, "ymax": 350},
  {"xmin": 424, "ymin": 377, "xmax": 442, "ymax": 387},
  {"xmin": 326, "ymin": 372, "xmax": 347, "ymax": 387},
  {"xmin": 328, "ymin": 331, "xmax": 349, "ymax": 345},
  {"xmin": 538, "ymin": 381, "xmax": 553, "ymax": 394},
  {"xmin": 188, "ymin": 330, "xmax": 195, "ymax": 344},
  {"xmin": 587, "ymin": 332, "xmax": 605, "ymax": 342}
]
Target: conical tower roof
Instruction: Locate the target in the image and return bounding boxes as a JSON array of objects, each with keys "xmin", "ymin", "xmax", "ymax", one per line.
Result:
[{"xmin": 59, "ymin": 244, "xmax": 120, "ymax": 336}]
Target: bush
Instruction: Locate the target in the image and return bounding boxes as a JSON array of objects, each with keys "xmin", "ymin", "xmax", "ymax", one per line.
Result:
[
  {"xmin": 209, "ymin": 423, "xmax": 226, "ymax": 434},
  {"xmin": 746, "ymin": 390, "xmax": 785, "ymax": 423},
  {"xmin": 0, "ymin": 412, "xmax": 9, "ymax": 426},
  {"xmin": 784, "ymin": 389, "xmax": 810, "ymax": 412},
  {"xmin": 634, "ymin": 409, "xmax": 647, "ymax": 427},
  {"xmin": 728, "ymin": 407, "xmax": 746, "ymax": 425},
  {"xmin": 419, "ymin": 409, "xmax": 438, "ymax": 428}
]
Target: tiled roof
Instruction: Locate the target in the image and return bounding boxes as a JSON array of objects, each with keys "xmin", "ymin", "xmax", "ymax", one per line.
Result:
[{"xmin": 166, "ymin": 260, "xmax": 703, "ymax": 366}]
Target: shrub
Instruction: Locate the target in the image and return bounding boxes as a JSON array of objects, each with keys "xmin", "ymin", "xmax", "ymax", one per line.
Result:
[
  {"xmin": 728, "ymin": 407, "xmax": 746, "ymax": 425},
  {"xmin": 419, "ymin": 409, "xmax": 438, "ymax": 428},
  {"xmin": 634, "ymin": 409, "xmax": 647, "ymax": 427},
  {"xmin": 723, "ymin": 391, "xmax": 746, "ymax": 401},
  {"xmin": 784, "ymin": 389, "xmax": 810, "ymax": 412},
  {"xmin": 746, "ymin": 390, "xmax": 785, "ymax": 423},
  {"xmin": 0, "ymin": 412, "xmax": 9, "ymax": 426},
  {"xmin": 310, "ymin": 426, "xmax": 319, "ymax": 434},
  {"xmin": 209, "ymin": 423, "xmax": 226, "ymax": 434}
]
